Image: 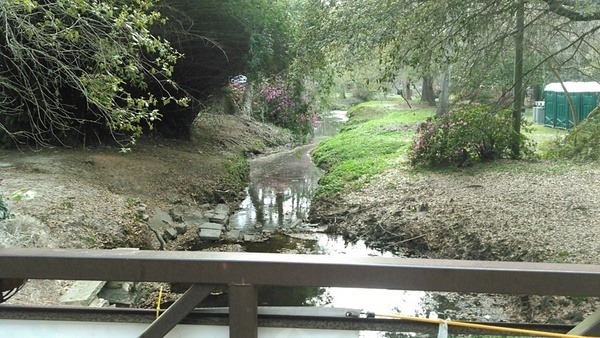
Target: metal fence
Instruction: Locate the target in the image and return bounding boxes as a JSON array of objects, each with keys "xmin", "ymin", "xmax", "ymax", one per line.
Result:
[{"xmin": 1, "ymin": 248, "xmax": 600, "ymax": 337}]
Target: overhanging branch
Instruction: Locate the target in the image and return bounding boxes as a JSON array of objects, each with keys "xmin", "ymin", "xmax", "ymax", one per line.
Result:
[{"xmin": 542, "ymin": 0, "xmax": 600, "ymax": 21}]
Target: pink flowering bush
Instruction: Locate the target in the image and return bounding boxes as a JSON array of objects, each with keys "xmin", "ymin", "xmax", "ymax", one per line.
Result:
[
  {"xmin": 410, "ymin": 104, "xmax": 530, "ymax": 167},
  {"xmin": 253, "ymin": 76, "xmax": 318, "ymax": 137}
]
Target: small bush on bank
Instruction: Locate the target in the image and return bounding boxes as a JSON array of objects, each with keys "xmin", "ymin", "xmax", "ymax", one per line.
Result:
[
  {"xmin": 542, "ymin": 108, "xmax": 600, "ymax": 162},
  {"xmin": 350, "ymin": 84, "xmax": 375, "ymax": 102},
  {"xmin": 409, "ymin": 104, "xmax": 532, "ymax": 167}
]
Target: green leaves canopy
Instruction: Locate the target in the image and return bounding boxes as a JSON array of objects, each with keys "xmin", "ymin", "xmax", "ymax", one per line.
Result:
[
  {"xmin": 0, "ymin": 0, "xmax": 187, "ymax": 146},
  {"xmin": 297, "ymin": 0, "xmax": 600, "ymax": 96}
]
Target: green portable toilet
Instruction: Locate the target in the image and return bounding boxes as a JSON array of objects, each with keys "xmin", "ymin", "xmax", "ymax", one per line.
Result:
[
  {"xmin": 556, "ymin": 91, "xmax": 579, "ymax": 129},
  {"xmin": 543, "ymin": 82, "xmax": 600, "ymax": 129},
  {"xmin": 581, "ymin": 92, "xmax": 599, "ymax": 122},
  {"xmin": 544, "ymin": 90, "xmax": 556, "ymax": 127}
]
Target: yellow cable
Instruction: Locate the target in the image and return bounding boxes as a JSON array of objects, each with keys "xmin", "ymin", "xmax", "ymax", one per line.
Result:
[
  {"xmin": 374, "ymin": 313, "xmax": 599, "ymax": 338},
  {"xmin": 156, "ymin": 286, "xmax": 163, "ymax": 318}
]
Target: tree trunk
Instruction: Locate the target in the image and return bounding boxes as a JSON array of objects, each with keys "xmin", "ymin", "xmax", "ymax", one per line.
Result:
[
  {"xmin": 403, "ymin": 79, "xmax": 412, "ymax": 100},
  {"xmin": 339, "ymin": 84, "xmax": 346, "ymax": 99},
  {"xmin": 532, "ymin": 84, "xmax": 542, "ymax": 102},
  {"xmin": 436, "ymin": 66, "xmax": 451, "ymax": 116},
  {"xmin": 512, "ymin": 0, "xmax": 524, "ymax": 158},
  {"xmin": 421, "ymin": 75, "xmax": 436, "ymax": 106},
  {"xmin": 241, "ymin": 85, "xmax": 253, "ymax": 117}
]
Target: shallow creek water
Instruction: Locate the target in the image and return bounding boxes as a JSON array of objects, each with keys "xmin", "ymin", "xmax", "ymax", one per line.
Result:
[
  {"xmin": 192, "ymin": 112, "xmax": 436, "ymax": 337},
  {"xmin": 224, "ymin": 111, "xmax": 429, "ymax": 327}
]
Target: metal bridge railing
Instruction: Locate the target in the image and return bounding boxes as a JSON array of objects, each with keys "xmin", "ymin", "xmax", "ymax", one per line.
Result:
[{"xmin": 1, "ymin": 248, "xmax": 600, "ymax": 337}]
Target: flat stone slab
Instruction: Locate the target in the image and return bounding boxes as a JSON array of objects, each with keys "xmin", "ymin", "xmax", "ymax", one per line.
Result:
[
  {"xmin": 242, "ymin": 234, "xmax": 258, "ymax": 242},
  {"xmin": 199, "ymin": 228, "xmax": 222, "ymax": 241},
  {"xmin": 148, "ymin": 216, "xmax": 164, "ymax": 231},
  {"xmin": 105, "ymin": 281, "xmax": 130, "ymax": 289},
  {"xmin": 99, "ymin": 282, "xmax": 136, "ymax": 307},
  {"xmin": 290, "ymin": 219, "xmax": 303, "ymax": 228},
  {"xmin": 215, "ymin": 203, "xmax": 230, "ymax": 214},
  {"xmin": 154, "ymin": 208, "xmax": 172, "ymax": 223},
  {"xmin": 59, "ymin": 281, "xmax": 106, "ymax": 306},
  {"xmin": 163, "ymin": 227, "xmax": 177, "ymax": 240},
  {"xmin": 183, "ymin": 211, "xmax": 207, "ymax": 226},
  {"xmin": 174, "ymin": 224, "xmax": 187, "ymax": 235},
  {"xmin": 149, "ymin": 208, "xmax": 172, "ymax": 231},
  {"xmin": 199, "ymin": 222, "xmax": 224, "ymax": 231},
  {"xmin": 89, "ymin": 297, "xmax": 110, "ymax": 307},
  {"xmin": 224, "ymin": 230, "xmax": 241, "ymax": 241},
  {"xmin": 208, "ymin": 211, "xmax": 228, "ymax": 224}
]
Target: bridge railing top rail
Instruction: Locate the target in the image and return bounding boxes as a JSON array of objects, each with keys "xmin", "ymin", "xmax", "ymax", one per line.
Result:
[{"xmin": 1, "ymin": 248, "xmax": 600, "ymax": 296}]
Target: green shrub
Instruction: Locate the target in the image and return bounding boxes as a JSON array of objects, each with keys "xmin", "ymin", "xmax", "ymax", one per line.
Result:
[
  {"xmin": 409, "ymin": 104, "xmax": 530, "ymax": 167},
  {"xmin": 0, "ymin": 179, "xmax": 36, "ymax": 220},
  {"xmin": 350, "ymin": 84, "xmax": 375, "ymax": 102},
  {"xmin": 542, "ymin": 107, "xmax": 600, "ymax": 162}
]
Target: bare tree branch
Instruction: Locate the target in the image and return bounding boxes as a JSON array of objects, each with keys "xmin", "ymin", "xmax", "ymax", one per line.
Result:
[{"xmin": 541, "ymin": 0, "xmax": 600, "ymax": 21}]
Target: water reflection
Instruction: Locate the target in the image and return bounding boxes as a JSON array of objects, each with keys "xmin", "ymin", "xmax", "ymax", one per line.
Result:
[
  {"xmin": 225, "ymin": 111, "xmax": 427, "ymax": 336},
  {"xmin": 230, "ymin": 110, "xmax": 347, "ymax": 231},
  {"xmin": 314, "ymin": 110, "xmax": 348, "ymax": 139},
  {"xmin": 230, "ymin": 144, "xmax": 323, "ymax": 230}
]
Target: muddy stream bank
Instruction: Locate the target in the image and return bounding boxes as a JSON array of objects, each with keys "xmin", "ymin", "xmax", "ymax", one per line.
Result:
[
  {"xmin": 3, "ymin": 109, "xmax": 600, "ymax": 329},
  {"xmin": 238, "ymin": 110, "xmax": 600, "ymax": 327},
  {"xmin": 196, "ymin": 111, "xmax": 429, "ymax": 321}
]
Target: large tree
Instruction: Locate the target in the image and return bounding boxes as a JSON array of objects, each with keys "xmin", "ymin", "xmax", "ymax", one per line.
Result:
[
  {"xmin": 299, "ymin": 0, "xmax": 600, "ymax": 156},
  {"xmin": 0, "ymin": 0, "xmax": 303, "ymax": 147},
  {"xmin": 0, "ymin": 0, "xmax": 188, "ymax": 148}
]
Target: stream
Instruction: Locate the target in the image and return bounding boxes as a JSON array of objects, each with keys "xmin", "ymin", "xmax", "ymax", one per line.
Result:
[{"xmin": 224, "ymin": 111, "xmax": 429, "ymax": 335}]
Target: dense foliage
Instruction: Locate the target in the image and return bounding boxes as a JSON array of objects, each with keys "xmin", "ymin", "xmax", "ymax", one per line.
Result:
[
  {"xmin": 189, "ymin": 0, "xmax": 322, "ymax": 138},
  {"xmin": 0, "ymin": 0, "xmax": 322, "ymax": 146},
  {"xmin": 409, "ymin": 104, "xmax": 533, "ymax": 167},
  {"xmin": 158, "ymin": 0, "xmax": 292, "ymax": 81},
  {"xmin": 0, "ymin": 0, "xmax": 188, "ymax": 147},
  {"xmin": 542, "ymin": 108, "xmax": 600, "ymax": 162},
  {"xmin": 296, "ymin": 0, "xmax": 600, "ymax": 158},
  {"xmin": 302, "ymin": 0, "xmax": 600, "ymax": 97},
  {"xmin": 252, "ymin": 76, "xmax": 318, "ymax": 137},
  {"xmin": 4, "ymin": 0, "xmax": 598, "ymax": 152}
]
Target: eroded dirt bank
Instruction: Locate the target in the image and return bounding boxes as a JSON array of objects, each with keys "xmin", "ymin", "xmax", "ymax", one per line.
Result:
[
  {"xmin": 0, "ymin": 113, "xmax": 293, "ymax": 304},
  {"xmin": 309, "ymin": 160, "xmax": 600, "ymax": 323},
  {"xmin": 2, "ymin": 112, "xmax": 600, "ymax": 324}
]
